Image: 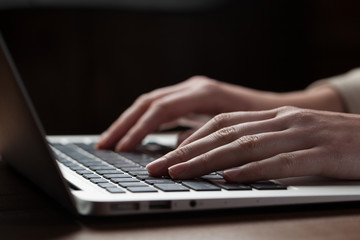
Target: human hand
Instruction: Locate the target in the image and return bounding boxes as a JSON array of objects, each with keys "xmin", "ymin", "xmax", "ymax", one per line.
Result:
[
  {"xmin": 97, "ymin": 75, "xmax": 344, "ymax": 152},
  {"xmin": 96, "ymin": 76, "xmax": 258, "ymax": 151},
  {"xmin": 146, "ymin": 106, "xmax": 360, "ymax": 182}
]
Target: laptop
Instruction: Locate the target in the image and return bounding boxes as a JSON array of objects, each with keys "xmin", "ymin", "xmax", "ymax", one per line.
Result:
[{"xmin": 1, "ymin": 34, "xmax": 360, "ymax": 217}]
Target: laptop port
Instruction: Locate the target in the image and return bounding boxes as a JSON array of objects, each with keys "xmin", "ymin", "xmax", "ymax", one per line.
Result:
[
  {"xmin": 111, "ymin": 202, "xmax": 140, "ymax": 211},
  {"xmin": 149, "ymin": 201, "xmax": 171, "ymax": 210}
]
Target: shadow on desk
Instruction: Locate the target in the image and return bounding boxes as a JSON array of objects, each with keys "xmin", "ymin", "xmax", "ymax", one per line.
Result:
[{"xmin": 1, "ymin": 158, "xmax": 360, "ymax": 240}]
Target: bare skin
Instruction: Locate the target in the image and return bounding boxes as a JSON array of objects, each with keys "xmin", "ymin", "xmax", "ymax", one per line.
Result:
[
  {"xmin": 96, "ymin": 76, "xmax": 359, "ymax": 182},
  {"xmin": 147, "ymin": 107, "xmax": 360, "ymax": 182}
]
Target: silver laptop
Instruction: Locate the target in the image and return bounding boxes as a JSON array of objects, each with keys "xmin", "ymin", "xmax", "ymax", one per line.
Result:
[{"xmin": 1, "ymin": 34, "xmax": 360, "ymax": 216}]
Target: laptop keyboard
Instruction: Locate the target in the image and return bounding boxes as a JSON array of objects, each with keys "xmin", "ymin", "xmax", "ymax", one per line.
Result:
[{"xmin": 51, "ymin": 143, "xmax": 287, "ymax": 194}]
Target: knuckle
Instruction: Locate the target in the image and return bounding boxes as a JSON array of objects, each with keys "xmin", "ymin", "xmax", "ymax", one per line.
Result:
[
  {"xmin": 277, "ymin": 106, "xmax": 297, "ymax": 112},
  {"xmin": 213, "ymin": 126, "xmax": 238, "ymax": 143},
  {"xmin": 187, "ymin": 75, "xmax": 212, "ymax": 84},
  {"xmin": 211, "ymin": 113, "xmax": 232, "ymax": 130},
  {"xmin": 150, "ymin": 99, "xmax": 171, "ymax": 114},
  {"xmin": 234, "ymin": 135, "xmax": 260, "ymax": 152},
  {"xmin": 135, "ymin": 93, "xmax": 152, "ymax": 107},
  {"xmin": 197, "ymin": 152, "xmax": 212, "ymax": 172},
  {"xmin": 278, "ymin": 107, "xmax": 317, "ymax": 126},
  {"xmin": 187, "ymin": 76, "xmax": 220, "ymax": 91},
  {"xmin": 276, "ymin": 152, "xmax": 297, "ymax": 174},
  {"xmin": 167, "ymin": 145, "xmax": 191, "ymax": 162}
]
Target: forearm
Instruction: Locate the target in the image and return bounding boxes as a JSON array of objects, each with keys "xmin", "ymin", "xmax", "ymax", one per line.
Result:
[
  {"xmin": 260, "ymin": 86, "xmax": 345, "ymax": 112},
  {"xmin": 219, "ymin": 81, "xmax": 345, "ymax": 113}
]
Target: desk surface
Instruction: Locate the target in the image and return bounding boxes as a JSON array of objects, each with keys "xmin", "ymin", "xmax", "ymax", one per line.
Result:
[{"xmin": 1, "ymin": 159, "xmax": 360, "ymax": 240}]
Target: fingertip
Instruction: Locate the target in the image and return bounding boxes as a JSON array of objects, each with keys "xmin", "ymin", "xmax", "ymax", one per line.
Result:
[
  {"xmin": 146, "ymin": 158, "xmax": 169, "ymax": 176},
  {"xmin": 115, "ymin": 136, "xmax": 131, "ymax": 152},
  {"xmin": 96, "ymin": 131, "xmax": 110, "ymax": 149},
  {"xmin": 168, "ymin": 162, "xmax": 189, "ymax": 179},
  {"xmin": 222, "ymin": 169, "xmax": 238, "ymax": 182},
  {"xmin": 222, "ymin": 168, "xmax": 250, "ymax": 183}
]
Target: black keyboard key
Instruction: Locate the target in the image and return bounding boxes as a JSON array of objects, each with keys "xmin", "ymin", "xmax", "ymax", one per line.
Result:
[
  {"xmin": 118, "ymin": 182, "xmax": 149, "ymax": 188},
  {"xmin": 76, "ymin": 169, "xmax": 93, "ymax": 175},
  {"xmin": 97, "ymin": 182, "xmax": 118, "ymax": 189},
  {"xmin": 201, "ymin": 174, "xmax": 224, "ymax": 181},
  {"xmin": 90, "ymin": 178, "xmax": 109, "ymax": 184},
  {"xmin": 83, "ymin": 173, "xmax": 102, "ymax": 179},
  {"xmin": 136, "ymin": 174, "xmax": 153, "ymax": 180},
  {"xmin": 95, "ymin": 169, "xmax": 122, "ymax": 175},
  {"xmin": 106, "ymin": 187, "xmax": 126, "ymax": 193},
  {"xmin": 68, "ymin": 165, "xmax": 86, "ymax": 171},
  {"xmin": 88, "ymin": 165, "xmax": 116, "ymax": 171},
  {"xmin": 250, "ymin": 181, "xmax": 287, "ymax": 190},
  {"xmin": 211, "ymin": 180, "xmax": 252, "ymax": 191},
  {"xmin": 128, "ymin": 170, "xmax": 150, "ymax": 176},
  {"xmin": 121, "ymin": 166, "xmax": 145, "ymax": 172},
  {"xmin": 154, "ymin": 183, "xmax": 190, "ymax": 192},
  {"xmin": 110, "ymin": 177, "xmax": 139, "ymax": 183},
  {"xmin": 103, "ymin": 173, "xmax": 129, "ymax": 179},
  {"xmin": 145, "ymin": 179, "xmax": 176, "ymax": 185},
  {"xmin": 78, "ymin": 160, "xmax": 101, "ymax": 167},
  {"xmin": 181, "ymin": 180, "xmax": 221, "ymax": 191},
  {"xmin": 127, "ymin": 187, "xmax": 158, "ymax": 193}
]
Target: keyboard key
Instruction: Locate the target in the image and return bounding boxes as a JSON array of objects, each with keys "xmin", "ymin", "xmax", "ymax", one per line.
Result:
[
  {"xmin": 181, "ymin": 180, "xmax": 221, "ymax": 191},
  {"xmin": 127, "ymin": 186, "xmax": 158, "ymax": 193},
  {"xmin": 211, "ymin": 180, "xmax": 252, "ymax": 191},
  {"xmin": 128, "ymin": 170, "xmax": 150, "ymax": 176},
  {"xmin": 88, "ymin": 165, "xmax": 116, "ymax": 171},
  {"xmin": 106, "ymin": 187, "xmax": 126, "ymax": 193},
  {"xmin": 103, "ymin": 174, "xmax": 129, "ymax": 179},
  {"xmin": 121, "ymin": 166, "xmax": 145, "ymax": 172},
  {"xmin": 83, "ymin": 173, "xmax": 102, "ymax": 179},
  {"xmin": 97, "ymin": 182, "xmax": 118, "ymax": 189},
  {"xmin": 90, "ymin": 178, "xmax": 109, "ymax": 184},
  {"xmin": 145, "ymin": 179, "xmax": 176, "ymax": 185},
  {"xmin": 95, "ymin": 169, "xmax": 122, "ymax": 174},
  {"xmin": 154, "ymin": 183, "xmax": 190, "ymax": 192},
  {"xmin": 76, "ymin": 169, "xmax": 93, "ymax": 175},
  {"xmin": 135, "ymin": 174, "xmax": 153, "ymax": 180},
  {"xmin": 118, "ymin": 182, "xmax": 149, "ymax": 188},
  {"xmin": 250, "ymin": 181, "xmax": 287, "ymax": 190},
  {"xmin": 110, "ymin": 177, "xmax": 139, "ymax": 183},
  {"xmin": 201, "ymin": 174, "xmax": 224, "ymax": 181}
]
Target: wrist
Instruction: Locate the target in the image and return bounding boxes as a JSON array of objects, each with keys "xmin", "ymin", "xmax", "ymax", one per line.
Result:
[{"xmin": 271, "ymin": 86, "xmax": 345, "ymax": 112}]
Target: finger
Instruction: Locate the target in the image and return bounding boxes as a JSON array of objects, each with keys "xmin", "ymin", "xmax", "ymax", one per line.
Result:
[
  {"xmin": 177, "ymin": 129, "xmax": 196, "ymax": 145},
  {"xmin": 96, "ymin": 82, "xmax": 192, "ymax": 149},
  {"xmin": 169, "ymin": 132, "xmax": 314, "ymax": 179},
  {"xmin": 223, "ymin": 147, "xmax": 324, "ymax": 183},
  {"xmin": 166, "ymin": 128, "xmax": 315, "ymax": 179},
  {"xmin": 159, "ymin": 114, "xmax": 212, "ymax": 131},
  {"xmin": 178, "ymin": 109, "xmax": 278, "ymax": 148},
  {"xmin": 147, "ymin": 118, "xmax": 286, "ymax": 177},
  {"xmin": 115, "ymin": 88, "xmax": 219, "ymax": 151}
]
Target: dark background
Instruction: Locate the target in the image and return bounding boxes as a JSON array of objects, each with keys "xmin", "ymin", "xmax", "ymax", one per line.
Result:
[{"xmin": 0, "ymin": 0, "xmax": 360, "ymax": 134}]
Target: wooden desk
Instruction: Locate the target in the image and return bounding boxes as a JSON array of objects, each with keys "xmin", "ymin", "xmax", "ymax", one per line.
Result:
[{"xmin": 1, "ymin": 159, "xmax": 360, "ymax": 240}]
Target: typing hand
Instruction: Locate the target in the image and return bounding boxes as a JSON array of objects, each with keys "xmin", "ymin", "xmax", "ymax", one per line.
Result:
[
  {"xmin": 147, "ymin": 107, "xmax": 360, "ymax": 183},
  {"xmin": 96, "ymin": 76, "xmax": 256, "ymax": 151}
]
